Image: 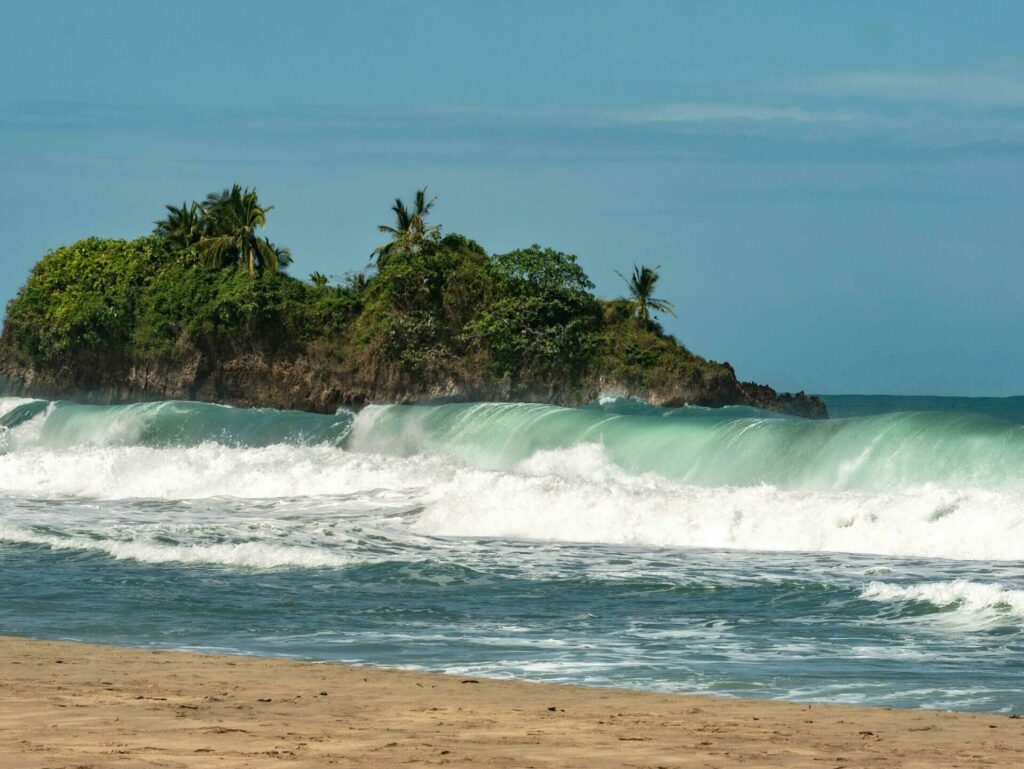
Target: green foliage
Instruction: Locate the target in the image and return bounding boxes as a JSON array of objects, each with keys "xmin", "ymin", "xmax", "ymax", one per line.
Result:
[
  {"xmin": 197, "ymin": 185, "xmax": 286, "ymax": 275},
  {"xmin": 153, "ymin": 184, "xmax": 290, "ymax": 275},
  {"xmin": 617, "ymin": 264, "xmax": 676, "ymax": 329},
  {"xmin": 491, "ymin": 244, "xmax": 595, "ymax": 295},
  {"xmin": 471, "ymin": 245, "xmax": 600, "ymax": 379},
  {"xmin": 354, "ymin": 233, "xmax": 494, "ymax": 374},
  {"xmin": 3, "ymin": 237, "xmax": 171, "ymax": 361},
  {"xmin": 154, "ymin": 202, "xmax": 204, "ymax": 249},
  {"xmin": 133, "ymin": 264, "xmax": 357, "ymax": 356},
  {"xmin": 3, "ymin": 188, "xmax": 714, "ymax": 402},
  {"xmin": 373, "ymin": 187, "xmax": 440, "ymax": 265},
  {"xmin": 3, "ymin": 235, "xmax": 358, "ymax": 365},
  {"xmin": 592, "ymin": 299, "xmax": 700, "ymax": 386}
]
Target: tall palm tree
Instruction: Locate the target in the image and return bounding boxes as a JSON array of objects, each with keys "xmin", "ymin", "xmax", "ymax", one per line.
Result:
[
  {"xmin": 372, "ymin": 187, "xmax": 439, "ymax": 263},
  {"xmin": 197, "ymin": 185, "xmax": 281, "ymax": 274},
  {"xmin": 154, "ymin": 201, "xmax": 204, "ymax": 249},
  {"xmin": 617, "ymin": 264, "xmax": 676, "ymax": 328}
]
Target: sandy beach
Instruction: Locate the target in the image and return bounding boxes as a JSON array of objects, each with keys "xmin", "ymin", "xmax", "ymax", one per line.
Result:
[{"xmin": 1, "ymin": 636, "xmax": 1021, "ymax": 768}]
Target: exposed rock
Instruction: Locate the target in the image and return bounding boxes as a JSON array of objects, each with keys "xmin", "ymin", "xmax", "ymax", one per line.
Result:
[{"xmin": 0, "ymin": 346, "xmax": 828, "ymax": 419}]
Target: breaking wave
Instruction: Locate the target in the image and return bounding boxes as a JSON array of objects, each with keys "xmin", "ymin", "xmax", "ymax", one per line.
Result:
[
  {"xmin": 862, "ymin": 580, "xmax": 1024, "ymax": 623},
  {"xmin": 2, "ymin": 396, "xmax": 1024, "ymax": 562}
]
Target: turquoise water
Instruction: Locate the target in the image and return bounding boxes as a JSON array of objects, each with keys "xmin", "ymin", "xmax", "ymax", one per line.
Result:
[
  {"xmin": 823, "ymin": 394, "xmax": 1024, "ymax": 423},
  {"xmin": 1, "ymin": 394, "xmax": 1023, "ymax": 712}
]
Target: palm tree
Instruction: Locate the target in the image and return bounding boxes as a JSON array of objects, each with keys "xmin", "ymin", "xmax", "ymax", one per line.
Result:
[
  {"xmin": 344, "ymin": 270, "xmax": 370, "ymax": 292},
  {"xmin": 154, "ymin": 201, "xmax": 204, "ymax": 249},
  {"xmin": 309, "ymin": 271, "xmax": 330, "ymax": 287},
  {"xmin": 197, "ymin": 185, "xmax": 281, "ymax": 274},
  {"xmin": 617, "ymin": 264, "xmax": 676, "ymax": 328},
  {"xmin": 372, "ymin": 187, "xmax": 439, "ymax": 263},
  {"xmin": 264, "ymin": 239, "xmax": 293, "ymax": 271}
]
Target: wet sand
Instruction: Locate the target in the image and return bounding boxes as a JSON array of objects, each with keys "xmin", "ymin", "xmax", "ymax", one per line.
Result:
[{"xmin": 1, "ymin": 635, "xmax": 1021, "ymax": 768}]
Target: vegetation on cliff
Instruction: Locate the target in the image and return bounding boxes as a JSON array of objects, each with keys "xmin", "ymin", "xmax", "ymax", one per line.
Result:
[{"xmin": 0, "ymin": 186, "xmax": 826, "ymax": 417}]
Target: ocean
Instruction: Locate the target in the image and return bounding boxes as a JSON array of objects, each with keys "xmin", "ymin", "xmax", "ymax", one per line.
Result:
[{"xmin": 1, "ymin": 394, "xmax": 1022, "ymax": 713}]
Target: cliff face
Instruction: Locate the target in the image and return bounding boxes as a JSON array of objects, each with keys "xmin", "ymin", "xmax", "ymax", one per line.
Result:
[{"xmin": 0, "ymin": 345, "xmax": 828, "ymax": 418}]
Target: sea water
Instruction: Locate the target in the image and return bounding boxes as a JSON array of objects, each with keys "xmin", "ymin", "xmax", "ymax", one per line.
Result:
[{"xmin": 1, "ymin": 395, "xmax": 1022, "ymax": 712}]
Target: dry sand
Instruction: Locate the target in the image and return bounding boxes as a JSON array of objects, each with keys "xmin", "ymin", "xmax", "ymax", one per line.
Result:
[{"xmin": 1, "ymin": 636, "xmax": 1021, "ymax": 768}]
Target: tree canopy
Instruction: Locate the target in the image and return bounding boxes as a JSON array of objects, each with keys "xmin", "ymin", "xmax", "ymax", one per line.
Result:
[
  {"xmin": 617, "ymin": 264, "xmax": 676, "ymax": 329},
  {"xmin": 372, "ymin": 187, "xmax": 440, "ymax": 265},
  {"xmin": 153, "ymin": 185, "xmax": 291, "ymax": 275},
  {"xmin": 3, "ymin": 185, "xmax": 711, "ymax": 407}
]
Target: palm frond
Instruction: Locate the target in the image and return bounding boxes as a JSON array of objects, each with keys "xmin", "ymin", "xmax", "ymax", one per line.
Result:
[
  {"xmin": 372, "ymin": 187, "xmax": 439, "ymax": 260},
  {"xmin": 195, "ymin": 234, "xmax": 238, "ymax": 268},
  {"xmin": 647, "ymin": 298, "xmax": 676, "ymax": 317},
  {"xmin": 617, "ymin": 263, "xmax": 675, "ymax": 326},
  {"xmin": 255, "ymin": 237, "xmax": 279, "ymax": 274}
]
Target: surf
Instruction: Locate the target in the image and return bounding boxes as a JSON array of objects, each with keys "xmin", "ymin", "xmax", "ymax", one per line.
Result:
[
  {"xmin": 6, "ymin": 396, "xmax": 1024, "ymax": 493},
  {"xmin": 2, "ymin": 395, "xmax": 1024, "ymax": 562}
]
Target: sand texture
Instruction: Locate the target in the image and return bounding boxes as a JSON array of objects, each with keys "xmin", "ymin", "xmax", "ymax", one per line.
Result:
[{"xmin": 1, "ymin": 636, "xmax": 1021, "ymax": 768}]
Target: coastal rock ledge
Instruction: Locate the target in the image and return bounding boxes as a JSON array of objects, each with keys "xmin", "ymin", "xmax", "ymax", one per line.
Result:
[{"xmin": 0, "ymin": 351, "xmax": 827, "ymax": 418}]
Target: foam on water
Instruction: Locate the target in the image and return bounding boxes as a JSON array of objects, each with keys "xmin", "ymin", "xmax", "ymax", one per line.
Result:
[
  {"xmin": 1, "ymin": 439, "xmax": 1022, "ymax": 561},
  {"xmin": 2, "ymin": 394, "xmax": 1024, "ymax": 712},
  {"xmin": 6, "ymin": 398, "xmax": 1024, "ymax": 493},
  {"xmin": 862, "ymin": 579, "xmax": 1024, "ymax": 623},
  {"xmin": 350, "ymin": 402, "xmax": 1024, "ymax": 492},
  {"xmin": 0, "ymin": 521, "xmax": 355, "ymax": 569},
  {"xmin": 416, "ymin": 452, "xmax": 1024, "ymax": 561}
]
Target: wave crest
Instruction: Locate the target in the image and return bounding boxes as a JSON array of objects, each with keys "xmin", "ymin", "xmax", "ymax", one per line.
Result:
[{"xmin": 861, "ymin": 579, "xmax": 1024, "ymax": 622}]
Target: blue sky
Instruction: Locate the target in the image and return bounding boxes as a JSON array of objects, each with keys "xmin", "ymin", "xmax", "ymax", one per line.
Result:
[{"xmin": 1, "ymin": 1, "xmax": 1022, "ymax": 395}]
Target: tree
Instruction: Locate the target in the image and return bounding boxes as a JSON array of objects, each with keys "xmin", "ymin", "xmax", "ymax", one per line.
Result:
[
  {"xmin": 264, "ymin": 240, "xmax": 294, "ymax": 271},
  {"xmin": 197, "ymin": 185, "xmax": 283, "ymax": 275},
  {"xmin": 344, "ymin": 271, "xmax": 370, "ymax": 292},
  {"xmin": 473, "ymin": 246, "xmax": 600, "ymax": 378},
  {"xmin": 616, "ymin": 264, "xmax": 676, "ymax": 329},
  {"xmin": 372, "ymin": 187, "xmax": 440, "ymax": 264},
  {"xmin": 309, "ymin": 271, "xmax": 330, "ymax": 287},
  {"xmin": 154, "ymin": 202, "xmax": 204, "ymax": 249}
]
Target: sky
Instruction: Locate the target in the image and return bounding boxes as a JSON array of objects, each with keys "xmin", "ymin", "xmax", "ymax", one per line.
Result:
[{"xmin": 1, "ymin": 0, "xmax": 1022, "ymax": 396}]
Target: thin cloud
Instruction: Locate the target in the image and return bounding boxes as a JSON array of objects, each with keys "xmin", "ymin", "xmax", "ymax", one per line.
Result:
[
  {"xmin": 419, "ymin": 102, "xmax": 877, "ymax": 128},
  {"xmin": 3, "ymin": 96, "xmax": 1022, "ymax": 157},
  {"xmin": 798, "ymin": 69, "xmax": 1024, "ymax": 109},
  {"xmin": 603, "ymin": 102, "xmax": 869, "ymax": 125}
]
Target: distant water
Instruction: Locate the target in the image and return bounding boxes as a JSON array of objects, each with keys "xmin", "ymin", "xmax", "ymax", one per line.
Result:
[
  {"xmin": 1, "ymin": 394, "xmax": 1023, "ymax": 712},
  {"xmin": 823, "ymin": 393, "xmax": 1024, "ymax": 423}
]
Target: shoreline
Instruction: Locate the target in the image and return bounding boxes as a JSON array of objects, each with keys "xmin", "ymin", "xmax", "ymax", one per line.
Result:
[{"xmin": 2, "ymin": 635, "xmax": 1021, "ymax": 767}]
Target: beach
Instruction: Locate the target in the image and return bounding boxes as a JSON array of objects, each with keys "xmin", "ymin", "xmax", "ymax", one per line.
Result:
[
  {"xmin": 3, "ymin": 3, "xmax": 1022, "ymax": 765},
  {"xmin": 2, "ymin": 636, "xmax": 1022, "ymax": 768}
]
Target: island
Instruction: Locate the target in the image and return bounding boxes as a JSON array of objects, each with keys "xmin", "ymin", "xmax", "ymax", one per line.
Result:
[{"xmin": 0, "ymin": 185, "xmax": 826, "ymax": 418}]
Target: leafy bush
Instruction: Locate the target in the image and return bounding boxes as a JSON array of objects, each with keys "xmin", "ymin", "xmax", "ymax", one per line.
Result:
[
  {"xmin": 3, "ymin": 237, "xmax": 171, "ymax": 361},
  {"xmin": 2, "ymin": 230, "xmax": 707, "ymax": 400},
  {"xmin": 4, "ymin": 236, "xmax": 360, "ymax": 363},
  {"xmin": 471, "ymin": 245, "xmax": 600, "ymax": 379}
]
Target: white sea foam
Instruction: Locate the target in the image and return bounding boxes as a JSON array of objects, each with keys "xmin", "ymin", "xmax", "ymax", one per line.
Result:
[
  {"xmin": 0, "ymin": 521, "xmax": 355, "ymax": 569},
  {"xmin": 0, "ymin": 443, "xmax": 427, "ymax": 499},
  {"xmin": 2, "ymin": 440, "xmax": 1020, "ymax": 561},
  {"xmin": 414, "ymin": 445, "xmax": 1024, "ymax": 561},
  {"xmin": 861, "ymin": 579, "xmax": 1024, "ymax": 621}
]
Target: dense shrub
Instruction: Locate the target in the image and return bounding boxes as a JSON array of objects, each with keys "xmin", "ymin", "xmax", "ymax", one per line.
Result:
[
  {"xmin": 3, "ymin": 237, "xmax": 170, "ymax": 360},
  {"xmin": 4, "ymin": 237, "xmax": 359, "ymax": 363},
  {"xmin": 470, "ymin": 246, "xmax": 600, "ymax": 379},
  {"xmin": 2, "ymin": 231, "xmax": 706, "ymax": 396}
]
